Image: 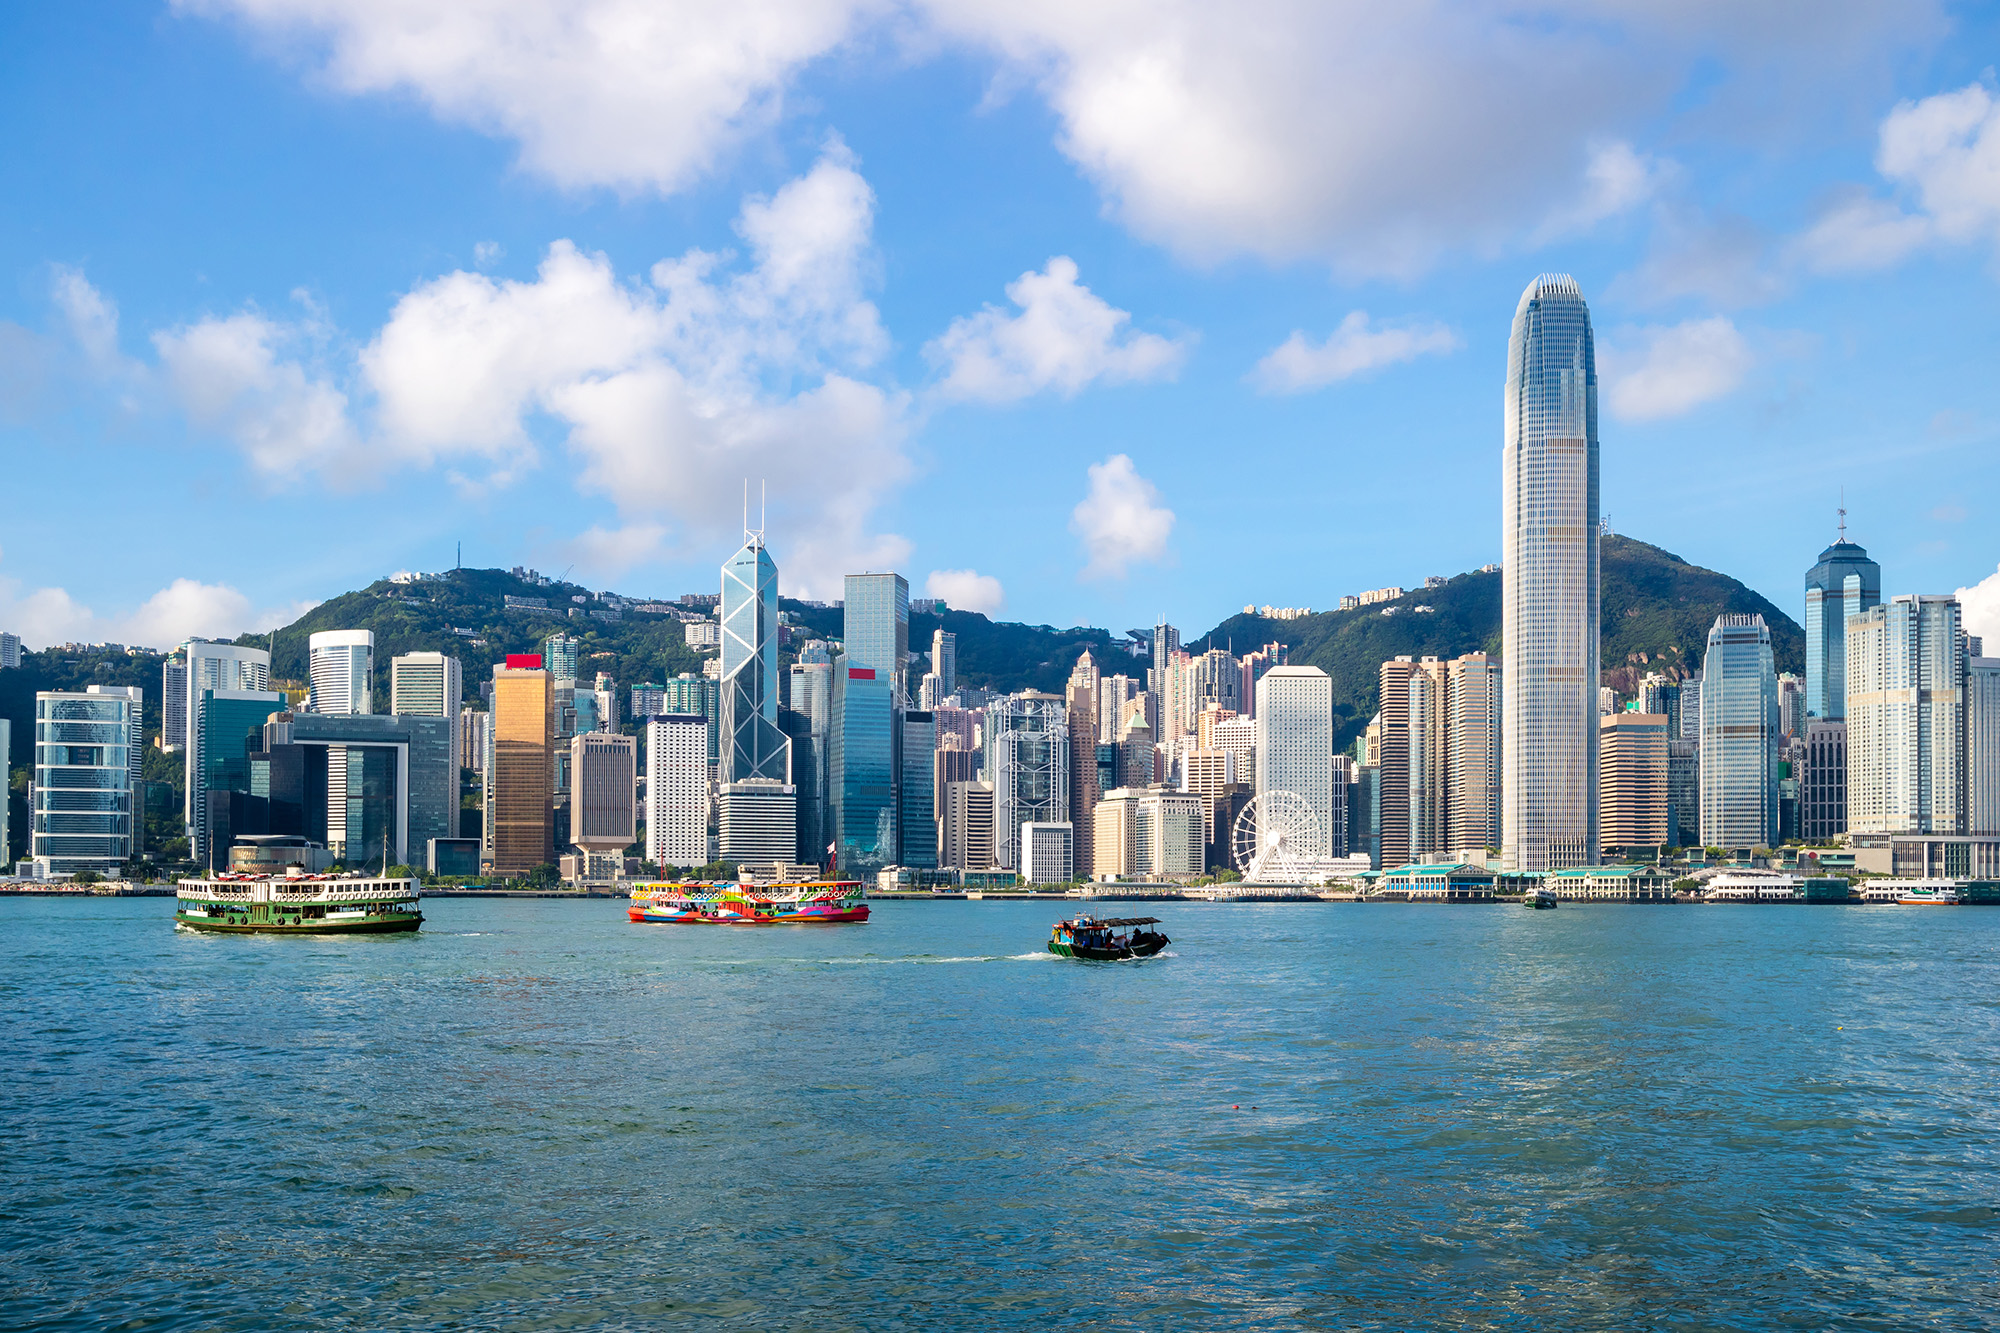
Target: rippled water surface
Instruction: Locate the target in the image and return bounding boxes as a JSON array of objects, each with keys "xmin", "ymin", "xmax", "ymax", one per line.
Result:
[{"xmin": 6, "ymin": 896, "xmax": 2000, "ymax": 1330}]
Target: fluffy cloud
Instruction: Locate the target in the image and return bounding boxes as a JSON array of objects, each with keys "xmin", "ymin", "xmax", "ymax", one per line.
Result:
[
  {"xmin": 1250, "ymin": 311, "xmax": 1459, "ymax": 394},
  {"xmin": 1960, "ymin": 564, "xmax": 2000, "ymax": 651},
  {"xmin": 154, "ymin": 311, "xmax": 360, "ymax": 477},
  {"xmin": 1070, "ymin": 453, "xmax": 1173, "ymax": 580},
  {"xmin": 0, "ymin": 566, "xmax": 314, "ymax": 651},
  {"xmin": 923, "ymin": 568, "xmax": 1004, "ymax": 616},
  {"xmin": 358, "ymin": 146, "xmax": 905, "ymax": 595},
  {"xmin": 173, "ymin": 0, "xmax": 879, "ymax": 196},
  {"xmin": 927, "ymin": 256, "xmax": 1186, "ymax": 402},
  {"xmin": 52, "ymin": 266, "xmax": 125, "ymax": 372},
  {"xmin": 181, "ymin": 1, "xmax": 1939, "ymax": 274},
  {"xmin": 1600, "ymin": 317, "xmax": 1752, "ymax": 422},
  {"xmin": 1794, "ymin": 81, "xmax": 2000, "ymax": 274}
]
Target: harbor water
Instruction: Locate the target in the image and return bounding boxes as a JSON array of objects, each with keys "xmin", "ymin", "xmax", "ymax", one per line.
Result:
[{"xmin": 6, "ymin": 896, "xmax": 2000, "ymax": 1330}]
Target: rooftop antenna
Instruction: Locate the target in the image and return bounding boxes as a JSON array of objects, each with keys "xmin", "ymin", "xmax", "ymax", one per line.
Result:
[{"xmin": 1837, "ymin": 488, "xmax": 1848, "ymax": 542}]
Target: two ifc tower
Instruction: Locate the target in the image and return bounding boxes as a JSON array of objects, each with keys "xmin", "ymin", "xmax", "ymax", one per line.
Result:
[{"xmin": 1503, "ymin": 274, "xmax": 1601, "ymax": 874}]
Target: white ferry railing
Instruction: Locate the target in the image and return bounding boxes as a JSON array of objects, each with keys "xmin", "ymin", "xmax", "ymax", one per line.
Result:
[{"xmin": 178, "ymin": 878, "xmax": 420, "ymax": 904}]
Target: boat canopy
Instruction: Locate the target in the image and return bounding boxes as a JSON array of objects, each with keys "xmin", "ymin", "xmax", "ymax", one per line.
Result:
[{"xmin": 1061, "ymin": 916, "xmax": 1160, "ymax": 927}]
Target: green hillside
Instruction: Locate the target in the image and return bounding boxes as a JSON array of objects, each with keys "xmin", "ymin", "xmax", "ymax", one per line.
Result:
[
  {"xmin": 1199, "ymin": 535, "xmax": 1803, "ymax": 749},
  {"xmin": 0, "ymin": 536, "xmax": 1800, "ymax": 863}
]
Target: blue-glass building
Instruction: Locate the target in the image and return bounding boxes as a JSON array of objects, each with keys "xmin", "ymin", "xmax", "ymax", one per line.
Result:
[
  {"xmin": 829, "ymin": 661, "xmax": 896, "ymax": 875},
  {"xmin": 899, "ymin": 710, "xmax": 937, "ymax": 869},
  {"xmin": 1804, "ymin": 535, "xmax": 1881, "ymax": 720},
  {"xmin": 720, "ymin": 536, "xmax": 791, "ymax": 786},
  {"xmin": 1698, "ymin": 615, "xmax": 1778, "ymax": 848},
  {"xmin": 843, "ymin": 573, "xmax": 909, "ymax": 682}
]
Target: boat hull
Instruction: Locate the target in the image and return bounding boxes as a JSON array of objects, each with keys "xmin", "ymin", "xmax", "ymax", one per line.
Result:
[
  {"xmin": 1047, "ymin": 936, "xmax": 1168, "ymax": 961},
  {"xmin": 176, "ymin": 912, "xmax": 421, "ymax": 934}
]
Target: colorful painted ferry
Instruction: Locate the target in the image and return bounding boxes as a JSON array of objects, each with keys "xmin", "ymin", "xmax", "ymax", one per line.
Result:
[
  {"xmin": 176, "ymin": 870, "xmax": 423, "ymax": 933},
  {"xmin": 628, "ymin": 881, "xmax": 869, "ymax": 925}
]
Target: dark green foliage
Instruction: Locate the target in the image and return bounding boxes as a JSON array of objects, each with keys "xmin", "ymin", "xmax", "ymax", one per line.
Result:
[
  {"xmin": 1198, "ymin": 536, "xmax": 1803, "ymax": 750},
  {"xmin": 240, "ymin": 568, "xmax": 712, "ymax": 707}
]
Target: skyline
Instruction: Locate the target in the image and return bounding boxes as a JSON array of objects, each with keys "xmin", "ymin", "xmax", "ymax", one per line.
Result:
[{"xmin": 5, "ymin": 6, "xmax": 2000, "ymax": 650}]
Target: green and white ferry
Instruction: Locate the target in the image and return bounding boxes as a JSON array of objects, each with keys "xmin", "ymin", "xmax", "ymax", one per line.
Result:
[{"xmin": 176, "ymin": 868, "xmax": 423, "ymax": 934}]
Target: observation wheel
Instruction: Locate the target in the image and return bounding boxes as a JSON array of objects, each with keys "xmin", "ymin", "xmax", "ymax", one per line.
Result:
[{"xmin": 1231, "ymin": 791, "xmax": 1324, "ymax": 882}]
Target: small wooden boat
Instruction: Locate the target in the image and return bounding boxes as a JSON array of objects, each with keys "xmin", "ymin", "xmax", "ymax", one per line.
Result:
[{"xmin": 1047, "ymin": 915, "xmax": 1169, "ymax": 961}]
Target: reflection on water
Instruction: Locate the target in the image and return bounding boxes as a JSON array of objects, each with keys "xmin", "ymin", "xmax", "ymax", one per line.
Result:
[{"xmin": 5, "ymin": 897, "xmax": 2000, "ymax": 1330}]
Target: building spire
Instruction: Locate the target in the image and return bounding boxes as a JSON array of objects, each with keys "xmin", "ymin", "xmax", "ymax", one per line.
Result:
[{"xmin": 1837, "ymin": 488, "xmax": 1847, "ymax": 542}]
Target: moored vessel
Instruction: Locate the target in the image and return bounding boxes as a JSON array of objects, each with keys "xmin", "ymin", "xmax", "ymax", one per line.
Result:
[
  {"xmin": 1897, "ymin": 884, "xmax": 1960, "ymax": 906},
  {"xmin": 628, "ymin": 881, "xmax": 869, "ymax": 925},
  {"xmin": 176, "ymin": 869, "xmax": 421, "ymax": 933},
  {"xmin": 1047, "ymin": 915, "xmax": 1169, "ymax": 961}
]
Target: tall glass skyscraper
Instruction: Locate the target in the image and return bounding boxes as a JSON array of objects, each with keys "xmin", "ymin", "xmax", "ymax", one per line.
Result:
[
  {"xmin": 719, "ymin": 536, "xmax": 790, "ymax": 785},
  {"xmin": 1502, "ymin": 274, "xmax": 1599, "ymax": 872},
  {"xmin": 844, "ymin": 574, "xmax": 909, "ymax": 687},
  {"xmin": 829, "ymin": 661, "xmax": 895, "ymax": 874},
  {"xmin": 1698, "ymin": 615, "xmax": 1778, "ymax": 849},
  {"xmin": 1803, "ymin": 532, "xmax": 1880, "ymax": 720}
]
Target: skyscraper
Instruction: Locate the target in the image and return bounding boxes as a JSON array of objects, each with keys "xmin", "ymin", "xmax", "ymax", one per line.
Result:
[
  {"xmin": 1800, "ymin": 720, "xmax": 1847, "ymax": 841},
  {"xmin": 391, "ymin": 652, "xmax": 462, "ymax": 721},
  {"xmin": 1502, "ymin": 273, "xmax": 1600, "ymax": 872},
  {"xmin": 570, "ymin": 731, "xmax": 636, "ymax": 882},
  {"xmin": 899, "ymin": 710, "xmax": 937, "ymax": 869},
  {"xmin": 1066, "ymin": 651, "xmax": 1100, "ymax": 880},
  {"xmin": 541, "ymin": 633, "xmax": 582, "ymax": 683},
  {"xmin": 1254, "ymin": 666, "xmax": 1333, "ymax": 858},
  {"xmin": 984, "ymin": 692, "xmax": 1068, "ymax": 872},
  {"xmin": 1967, "ymin": 654, "xmax": 2000, "ymax": 836},
  {"xmin": 719, "ymin": 534, "xmax": 791, "ymax": 787},
  {"xmin": 1699, "ymin": 615, "xmax": 1779, "ymax": 849},
  {"xmin": 1446, "ymin": 653, "xmax": 1502, "ymax": 854},
  {"xmin": 1599, "ymin": 712, "xmax": 1670, "ymax": 849},
  {"xmin": 308, "ymin": 630, "xmax": 374, "ymax": 715},
  {"xmin": 488, "ymin": 657, "xmax": 553, "ymax": 873},
  {"xmin": 1376, "ymin": 657, "xmax": 1420, "ymax": 868},
  {"xmin": 845, "ymin": 574, "xmax": 910, "ymax": 685},
  {"xmin": 32, "ymin": 688, "xmax": 140, "ymax": 876},
  {"xmin": 931, "ymin": 628, "xmax": 956, "ymax": 698},
  {"xmin": 182, "ymin": 641, "xmax": 271, "ymax": 841},
  {"xmin": 1846, "ymin": 595, "xmax": 1964, "ymax": 835},
  {"xmin": 161, "ymin": 651, "xmax": 188, "ymax": 752},
  {"xmin": 1803, "ymin": 528, "xmax": 1881, "ymax": 720},
  {"xmin": 829, "ymin": 660, "xmax": 896, "ymax": 875},
  {"xmin": 645, "ymin": 713, "xmax": 709, "ymax": 869}
]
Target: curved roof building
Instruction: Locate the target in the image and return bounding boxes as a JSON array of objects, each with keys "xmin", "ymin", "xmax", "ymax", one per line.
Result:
[{"xmin": 1502, "ymin": 274, "xmax": 1599, "ymax": 872}]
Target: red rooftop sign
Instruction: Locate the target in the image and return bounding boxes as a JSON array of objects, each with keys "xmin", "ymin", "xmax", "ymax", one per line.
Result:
[
  {"xmin": 506, "ymin": 654, "xmax": 543, "ymax": 670},
  {"xmin": 848, "ymin": 667, "xmax": 876, "ymax": 680}
]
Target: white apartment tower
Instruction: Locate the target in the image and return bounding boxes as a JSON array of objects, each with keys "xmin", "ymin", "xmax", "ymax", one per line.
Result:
[
  {"xmin": 645, "ymin": 713, "xmax": 710, "ymax": 869},
  {"xmin": 1846, "ymin": 596, "xmax": 1964, "ymax": 835},
  {"xmin": 1502, "ymin": 274, "xmax": 1600, "ymax": 872},
  {"xmin": 308, "ymin": 630, "xmax": 374, "ymax": 715},
  {"xmin": 1254, "ymin": 666, "xmax": 1334, "ymax": 858}
]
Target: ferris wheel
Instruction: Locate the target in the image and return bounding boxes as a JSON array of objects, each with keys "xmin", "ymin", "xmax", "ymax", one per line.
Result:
[{"xmin": 1231, "ymin": 791, "xmax": 1325, "ymax": 882}]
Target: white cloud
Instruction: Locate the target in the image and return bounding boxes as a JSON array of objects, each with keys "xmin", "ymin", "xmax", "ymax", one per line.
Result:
[
  {"xmin": 52, "ymin": 266, "xmax": 125, "ymax": 372},
  {"xmin": 927, "ymin": 256, "xmax": 1186, "ymax": 402},
  {"xmin": 182, "ymin": 1, "xmax": 1941, "ymax": 275},
  {"xmin": 923, "ymin": 568, "xmax": 1004, "ymax": 616},
  {"xmin": 1793, "ymin": 190, "xmax": 1932, "ymax": 273},
  {"xmin": 153, "ymin": 311, "xmax": 361, "ymax": 477},
  {"xmin": 0, "ymin": 565, "xmax": 316, "ymax": 651},
  {"xmin": 174, "ymin": 0, "xmax": 880, "ymax": 196},
  {"xmin": 1960, "ymin": 564, "xmax": 2000, "ymax": 651},
  {"xmin": 1792, "ymin": 81, "xmax": 2000, "ymax": 275},
  {"xmin": 1601, "ymin": 317, "xmax": 1753, "ymax": 422},
  {"xmin": 359, "ymin": 146, "xmax": 905, "ymax": 596},
  {"xmin": 1070, "ymin": 453, "xmax": 1173, "ymax": 580},
  {"xmin": 1250, "ymin": 310, "xmax": 1459, "ymax": 394},
  {"xmin": 473, "ymin": 240, "xmax": 503, "ymax": 267}
]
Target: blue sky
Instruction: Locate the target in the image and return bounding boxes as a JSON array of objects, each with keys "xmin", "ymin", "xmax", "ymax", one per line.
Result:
[{"xmin": 4, "ymin": 2, "xmax": 2000, "ymax": 649}]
